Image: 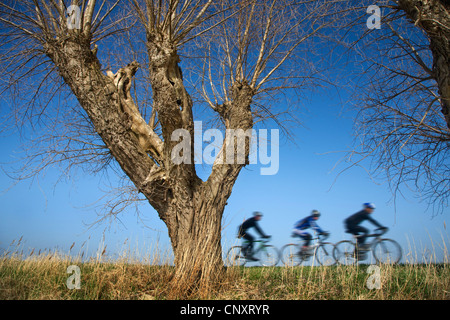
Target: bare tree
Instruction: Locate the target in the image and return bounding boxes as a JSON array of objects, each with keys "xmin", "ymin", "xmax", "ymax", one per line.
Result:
[
  {"xmin": 340, "ymin": 0, "xmax": 450, "ymax": 212},
  {"xmin": 0, "ymin": 0, "xmax": 340, "ymax": 294}
]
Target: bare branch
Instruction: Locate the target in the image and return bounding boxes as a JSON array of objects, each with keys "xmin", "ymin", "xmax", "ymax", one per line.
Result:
[{"xmin": 82, "ymin": 0, "xmax": 96, "ymax": 36}]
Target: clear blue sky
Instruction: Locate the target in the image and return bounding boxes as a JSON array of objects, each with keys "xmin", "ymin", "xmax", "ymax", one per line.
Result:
[{"xmin": 1, "ymin": 87, "xmax": 448, "ymax": 265}]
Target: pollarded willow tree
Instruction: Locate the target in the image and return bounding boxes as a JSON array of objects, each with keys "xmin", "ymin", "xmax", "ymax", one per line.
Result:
[
  {"xmin": 0, "ymin": 0, "xmax": 340, "ymax": 293},
  {"xmin": 341, "ymin": 0, "xmax": 450, "ymax": 212}
]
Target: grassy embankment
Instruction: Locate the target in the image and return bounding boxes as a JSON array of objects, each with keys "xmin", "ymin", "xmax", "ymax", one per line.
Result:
[{"xmin": 1, "ymin": 239, "xmax": 449, "ymax": 299}]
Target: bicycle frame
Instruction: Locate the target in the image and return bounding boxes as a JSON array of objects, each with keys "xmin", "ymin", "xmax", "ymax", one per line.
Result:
[
  {"xmin": 242, "ymin": 238, "xmax": 271, "ymax": 255},
  {"xmin": 334, "ymin": 228, "xmax": 402, "ymax": 264},
  {"xmin": 281, "ymin": 233, "xmax": 336, "ymax": 266},
  {"xmin": 295, "ymin": 233, "xmax": 329, "ymax": 250},
  {"xmin": 352, "ymin": 229, "xmax": 387, "ymax": 249},
  {"xmin": 229, "ymin": 237, "xmax": 279, "ymax": 266}
]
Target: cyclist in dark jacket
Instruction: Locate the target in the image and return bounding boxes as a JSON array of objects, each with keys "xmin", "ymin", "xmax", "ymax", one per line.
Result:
[
  {"xmin": 345, "ymin": 203, "xmax": 386, "ymax": 249},
  {"xmin": 238, "ymin": 211, "xmax": 270, "ymax": 261}
]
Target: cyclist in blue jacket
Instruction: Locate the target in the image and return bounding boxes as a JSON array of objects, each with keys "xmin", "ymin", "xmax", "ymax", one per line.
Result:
[{"xmin": 292, "ymin": 210, "xmax": 329, "ymax": 253}]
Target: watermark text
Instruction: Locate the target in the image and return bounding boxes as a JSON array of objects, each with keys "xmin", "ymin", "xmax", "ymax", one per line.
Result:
[
  {"xmin": 66, "ymin": 265, "xmax": 81, "ymax": 290},
  {"xmin": 171, "ymin": 121, "xmax": 279, "ymax": 175},
  {"xmin": 367, "ymin": 5, "xmax": 381, "ymax": 30}
]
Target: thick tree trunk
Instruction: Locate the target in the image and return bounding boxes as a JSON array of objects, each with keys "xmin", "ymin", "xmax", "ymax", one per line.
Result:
[
  {"xmin": 398, "ymin": 0, "xmax": 450, "ymax": 131},
  {"xmin": 167, "ymin": 194, "xmax": 226, "ymax": 295},
  {"xmin": 164, "ymin": 161, "xmax": 248, "ymax": 295}
]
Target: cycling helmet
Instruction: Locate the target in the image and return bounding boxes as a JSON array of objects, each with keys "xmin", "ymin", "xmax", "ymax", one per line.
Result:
[
  {"xmin": 363, "ymin": 203, "xmax": 376, "ymax": 209},
  {"xmin": 253, "ymin": 211, "xmax": 263, "ymax": 217},
  {"xmin": 311, "ymin": 210, "xmax": 321, "ymax": 217}
]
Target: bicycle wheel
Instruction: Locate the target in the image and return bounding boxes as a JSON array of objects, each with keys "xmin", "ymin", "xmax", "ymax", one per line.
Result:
[
  {"xmin": 333, "ymin": 240, "xmax": 357, "ymax": 265},
  {"xmin": 315, "ymin": 242, "xmax": 336, "ymax": 266},
  {"xmin": 372, "ymin": 239, "xmax": 402, "ymax": 264},
  {"xmin": 281, "ymin": 244, "xmax": 304, "ymax": 266},
  {"xmin": 226, "ymin": 246, "xmax": 246, "ymax": 266},
  {"xmin": 258, "ymin": 245, "xmax": 279, "ymax": 266}
]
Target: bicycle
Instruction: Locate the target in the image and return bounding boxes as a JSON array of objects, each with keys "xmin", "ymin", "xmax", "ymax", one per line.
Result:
[
  {"xmin": 226, "ymin": 238, "xmax": 279, "ymax": 267},
  {"xmin": 333, "ymin": 228, "xmax": 402, "ymax": 265},
  {"xmin": 280, "ymin": 233, "xmax": 336, "ymax": 266}
]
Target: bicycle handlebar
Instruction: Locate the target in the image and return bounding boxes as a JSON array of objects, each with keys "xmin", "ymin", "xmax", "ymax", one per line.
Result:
[
  {"xmin": 374, "ymin": 227, "xmax": 388, "ymax": 236},
  {"xmin": 319, "ymin": 233, "xmax": 330, "ymax": 241},
  {"xmin": 353, "ymin": 227, "xmax": 388, "ymax": 239},
  {"xmin": 242, "ymin": 236, "xmax": 271, "ymax": 243}
]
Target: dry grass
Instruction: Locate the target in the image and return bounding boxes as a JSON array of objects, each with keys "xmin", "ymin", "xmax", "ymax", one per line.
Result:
[
  {"xmin": 1, "ymin": 238, "xmax": 449, "ymax": 300},
  {"xmin": 219, "ymin": 263, "xmax": 450, "ymax": 300}
]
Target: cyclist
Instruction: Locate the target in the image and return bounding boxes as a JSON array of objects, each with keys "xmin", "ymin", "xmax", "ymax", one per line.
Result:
[
  {"xmin": 237, "ymin": 211, "xmax": 271, "ymax": 261},
  {"xmin": 344, "ymin": 203, "xmax": 387, "ymax": 251},
  {"xmin": 292, "ymin": 210, "xmax": 329, "ymax": 254}
]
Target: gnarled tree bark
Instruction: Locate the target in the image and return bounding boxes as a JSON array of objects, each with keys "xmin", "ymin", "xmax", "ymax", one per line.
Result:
[{"xmin": 398, "ymin": 0, "xmax": 450, "ymax": 131}]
